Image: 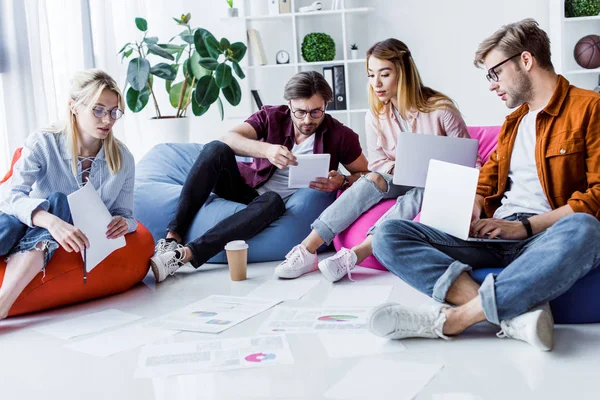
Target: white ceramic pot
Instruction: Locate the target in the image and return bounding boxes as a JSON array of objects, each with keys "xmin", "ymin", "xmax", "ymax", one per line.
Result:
[
  {"xmin": 141, "ymin": 116, "xmax": 189, "ymax": 154},
  {"xmin": 228, "ymin": 7, "xmax": 239, "ymax": 17},
  {"xmin": 351, "ymin": 49, "xmax": 359, "ymax": 60}
]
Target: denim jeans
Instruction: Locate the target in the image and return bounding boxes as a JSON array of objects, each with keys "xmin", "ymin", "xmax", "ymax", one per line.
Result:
[
  {"xmin": 311, "ymin": 172, "xmax": 420, "ymax": 244},
  {"xmin": 167, "ymin": 141, "xmax": 286, "ymax": 268},
  {"xmin": 372, "ymin": 213, "xmax": 600, "ymax": 324},
  {"xmin": 0, "ymin": 192, "xmax": 71, "ymax": 266}
]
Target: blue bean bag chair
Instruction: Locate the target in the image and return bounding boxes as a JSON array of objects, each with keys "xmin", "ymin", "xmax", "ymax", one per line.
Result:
[
  {"xmin": 134, "ymin": 143, "xmax": 336, "ymax": 263},
  {"xmin": 471, "ymin": 267, "xmax": 600, "ymax": 324}
]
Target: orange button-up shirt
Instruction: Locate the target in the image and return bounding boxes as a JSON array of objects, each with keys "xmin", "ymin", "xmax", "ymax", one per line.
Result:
[{"xmin": 477, "ymin": 75, "xmax": 600, "ymax": 219}]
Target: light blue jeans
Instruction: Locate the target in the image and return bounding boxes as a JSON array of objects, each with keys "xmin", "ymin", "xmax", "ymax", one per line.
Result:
[
  {"xmin": 311, "ymin": 172, "xmax": 424, "ymax": 244},
  {"xmin": 372, "ymin": 213, "xmax": 600, "ymax": 324},
  {"xmin": 0, "ymin": 192, "xmax": 71, "ymax": 266}
]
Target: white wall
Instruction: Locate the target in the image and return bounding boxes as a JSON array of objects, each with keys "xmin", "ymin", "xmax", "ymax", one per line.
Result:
[{"xmin": 362, "ymin": 0, "xmax": 550, "ymax": 126}]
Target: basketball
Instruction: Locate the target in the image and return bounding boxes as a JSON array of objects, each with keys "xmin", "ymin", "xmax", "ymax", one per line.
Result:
[{"xmin": 574, "ymin": 34, "xmax": 600, "ymax": 69}]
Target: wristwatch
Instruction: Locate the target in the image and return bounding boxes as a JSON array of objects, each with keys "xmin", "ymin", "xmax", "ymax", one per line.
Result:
[
  {"xmin": 340, "ymin": 175, "xmax": 350, "ymax": 190},
  {"xmin": 521, "ymin": 217, "xmax": 533, "ymax": 238}
]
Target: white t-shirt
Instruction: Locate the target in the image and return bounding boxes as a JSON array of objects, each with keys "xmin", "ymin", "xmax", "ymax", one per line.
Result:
[
  {"xmin": 392, "ymin": 105, "xmax": 411, "ymax": 132},
  {"xmin": 494, "ymin": 107, "xmax": 552, "ymax": 219},
  {"xmin": 257, "ymin": 134, "xmax": 316, "ymax": 199}
]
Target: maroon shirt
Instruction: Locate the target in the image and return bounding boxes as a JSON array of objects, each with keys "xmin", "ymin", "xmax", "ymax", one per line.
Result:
[{"xmin": 241, "ymin": 105, "xmax": 363, "ymax": 189}]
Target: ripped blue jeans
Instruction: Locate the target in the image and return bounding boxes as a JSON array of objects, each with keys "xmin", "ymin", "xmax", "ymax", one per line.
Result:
[
  {"xmin": 311, "ymin": 172, "xmax": 423, "ymax": 245},
  {"xmin": 0, "ymin": 192, "xmax": 72, "ymax": 267}
]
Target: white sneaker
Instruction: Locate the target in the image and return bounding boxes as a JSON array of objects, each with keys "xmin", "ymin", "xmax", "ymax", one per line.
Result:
[
  {"xmin": 150, "ymin": 250, "xmax": 185, "ymax": 283},
  {"xmin": 318, "ymin": 248, "xmax": 357, "ymax": 282},
  {"xmin": 274, "ymin": 244, "xmax": 318, "ymax": 279},
  {"xmin": 154, "ymin": 238, "xmax": 181, "ymax": 256},
  {"xmin": 367, "ymin": 302, "xmax": 449, "ymax": 340},
  {"xmin": 497, "ymin": 303, "xmax": 554, "ymax": 351}
]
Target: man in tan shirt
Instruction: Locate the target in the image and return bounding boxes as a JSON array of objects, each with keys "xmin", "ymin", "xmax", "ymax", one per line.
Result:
[{"xmin": 367, "ymin": 18, "xmax": 600, "ymax": 351}]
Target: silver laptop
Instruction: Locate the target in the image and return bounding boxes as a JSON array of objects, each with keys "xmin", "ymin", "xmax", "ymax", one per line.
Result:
[
  {"xmin": 420, "ymin": 160, "xmax": 521, "ymax": 243},
  {"xmin": 393, "ymin": 133, "xmax": 479, "ymax": 187}
]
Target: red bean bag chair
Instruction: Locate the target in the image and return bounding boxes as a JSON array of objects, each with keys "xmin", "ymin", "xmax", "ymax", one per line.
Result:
[
  {"xmin": 333, "ymin": 126, "xmax": 501, "ymax": 270},
  {"xmin": 0, "ymin": 148, "xmax": 154, "ymax": 317}
]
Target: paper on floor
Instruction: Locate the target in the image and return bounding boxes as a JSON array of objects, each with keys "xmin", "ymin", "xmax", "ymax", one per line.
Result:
[
  {"xmin": 33, "ymin": 309, "xmax": 142, "ymax": 340},
  {"xmin": 65, "ymin": 323, "xmax": 178, "ymax": 357},
  {"xmin": 257, "ymin": 307, "xmax": 369, "ymax": 334},
  {"xmin": 325, "ymin": 359, "xmax": 443, "ymax": 399},
  {"xmin": 322, "ymin": 285, "xmax": 393, "ymax": 307},
  {"xmin": 135, "ymin": 334, "xmax": 294, "ymax": 379},
  {"xmin": 245, "ymin": 279, "xmax": 320, "ymax": 301},
  {"xmin": 318, "ymin": 333, "xmax": 405, "ymax": 359},
  {"xmin": 149, "ymin": 295, "xmax": 281, "ymax": 333}
]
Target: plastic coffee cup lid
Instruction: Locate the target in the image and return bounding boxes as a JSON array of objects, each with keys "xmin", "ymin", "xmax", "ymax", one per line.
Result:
[{"xmin": 224, "ymin": 240, "xmax": 249, "ymax": 251}]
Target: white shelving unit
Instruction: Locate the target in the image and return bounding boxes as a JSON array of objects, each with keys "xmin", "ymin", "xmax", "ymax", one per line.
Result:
[
  {"xmin": 549, "ymin": 0, "xmax": 600, "ymax": 89},
  {"xmin": 237, "ymin": 0, "xmax": 373, "ymax": 136}
]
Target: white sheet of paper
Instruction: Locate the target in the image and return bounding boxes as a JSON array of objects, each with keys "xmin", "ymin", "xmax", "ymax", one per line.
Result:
[
  {"xmin": 325, "ymin": 359, "xmax": 443, "ymax": 400},
  {"xmin": 149, "ymin": 295, "xmax": 281, "ymax": 333},
  {"xmin": 135, "ymin": 334, "xmax": 294, "ymax": 379},
  {"xmin": 245, "ymin": 279, "xmax": 320, "ymax": 301},
  {"xmin": 33, "ymin": 309, "xmax": 142, "ymax": 340},
  {"xmin": 420, "ymin": 160, "xmax": 480, "ymax": 240},
  {"xmin": 288, "ymin": 154, "xmax": 331, "ymax": 188},
  {"xmin": 67, "ymin": 182, "xmax": 126, "ymax": 271},
  {"xmin": 322, "ymin": 285, "xmax": 393, "ymax": 307},
  {"xmin": 257, "ymin": 307, "xmax": 369, "ymax": 334},
  {"xmin": 65, "ymin": 323, "xmax": 177, "ymax": 357},
  {"xmin": 318, "ymin": 333, "xmax": 405, "ymax": 359}
]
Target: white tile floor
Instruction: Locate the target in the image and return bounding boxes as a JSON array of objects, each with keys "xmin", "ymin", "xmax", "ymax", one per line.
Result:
[{"xmin": 1, "ymin": 253, "xmax": 600, "ymax": 400}]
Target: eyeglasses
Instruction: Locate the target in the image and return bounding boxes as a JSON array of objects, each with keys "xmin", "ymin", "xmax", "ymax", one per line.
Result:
[
  {"xmin": 485, "ymin": 53, "xmax": 522, "ymax": 82},
  {"xmin": 91, "ymin": 106, "xmax": 124, "ymax": 120},
  {"xmin": 289, "ymin": 104, "xmax": 324, "ymax": 119}
]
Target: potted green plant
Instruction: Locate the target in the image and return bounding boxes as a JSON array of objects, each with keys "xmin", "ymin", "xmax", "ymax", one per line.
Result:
[
  {"xmin": 301, "ymin": 33, "xmax": 336, "ymax": 62},
  {"xmin": 350, "ymin": 43, "xmax": 358, "ymax": 60},
  {"xmin": 565, "ymin": 0, "xmax": 600, "ymax": 17},
  {"xmin": 226, "ymin": 0, "xmax": 239, "ymax": 17},
  {"xmin": 118, "ymin": 14, "xmax": 247, "ymax": 148}
]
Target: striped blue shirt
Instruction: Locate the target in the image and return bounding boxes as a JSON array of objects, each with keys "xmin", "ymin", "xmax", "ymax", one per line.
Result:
[{"xmin": 0, "ymin": 130, "xmax": 137, "ymax": 232}]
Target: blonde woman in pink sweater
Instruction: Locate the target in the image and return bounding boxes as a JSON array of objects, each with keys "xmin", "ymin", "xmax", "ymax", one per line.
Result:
[{"xmin": 275, "ymin": 38, "xmax": 477, "ymax": 282}]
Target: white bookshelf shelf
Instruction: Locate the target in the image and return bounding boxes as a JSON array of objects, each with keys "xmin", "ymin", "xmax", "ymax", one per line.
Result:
[
  {"xmin": 247, "ymin": 58, "xmax": 366, "ymax": 70},
  {"xmin": 563, "ymin": 15, "xmax": 600, "ymax": 22},
  {"xmin": 244, "ymin": 7, "xmax": 373, "ymax": 21},
  {"xmin": 565, "ymin": 68, "xmax": 600, "ymax": 75}
]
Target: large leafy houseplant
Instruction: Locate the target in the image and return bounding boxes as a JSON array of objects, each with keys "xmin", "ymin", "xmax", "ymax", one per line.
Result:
[{"xmin": 118, "ymin": 14, "xmax": 247, "ymax": 120}]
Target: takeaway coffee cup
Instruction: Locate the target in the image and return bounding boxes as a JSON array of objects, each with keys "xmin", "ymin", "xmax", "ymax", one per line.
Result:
[{"xmin": 224, "ymin": 240, "xmax": 249, "ymax": 281}]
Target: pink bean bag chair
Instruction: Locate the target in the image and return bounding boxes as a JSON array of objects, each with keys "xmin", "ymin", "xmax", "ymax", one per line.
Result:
[{"xmin": 332, "ymin": 126, "xmax": 501, "ymax": 270}]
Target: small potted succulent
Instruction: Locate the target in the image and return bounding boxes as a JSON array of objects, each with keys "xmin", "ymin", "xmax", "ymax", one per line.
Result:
[
  {"xmin": 226, "ymin": 0, "xmax": 239, "ymax": 17},
  {"xmin": 350, "ymin": 43, "xmax": 359, "ymax": 60}
]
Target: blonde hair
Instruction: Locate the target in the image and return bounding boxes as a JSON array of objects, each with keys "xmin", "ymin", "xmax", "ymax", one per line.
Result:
[
  {"xmin": 473, "ymin": 18, "xmax": 553, "ymax": 71},
  {"xmin": 366, "ymin": 39, "xmax": 459, "ymax": 126},
  {"xmin": 49, "ymin": 69, "xmax": 125, "ymax": 175}
]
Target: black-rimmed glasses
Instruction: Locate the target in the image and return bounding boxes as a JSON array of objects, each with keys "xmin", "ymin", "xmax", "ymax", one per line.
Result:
[
  {"xmin": 289, "ymin": 105, "xmax": 324, "ymax": 119},
  {"xmin": 486, "ymin": 53, "xmax": 521, "ymax": 82},
  {"xmin": 91, "ymin": 106, "xmax": 124, "ymax": 120}
]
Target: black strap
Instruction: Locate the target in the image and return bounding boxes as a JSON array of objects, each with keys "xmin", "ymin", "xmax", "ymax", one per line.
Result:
[{"xmin": 521, "ymin": 217, "xmax": 533, "ymax": 238}]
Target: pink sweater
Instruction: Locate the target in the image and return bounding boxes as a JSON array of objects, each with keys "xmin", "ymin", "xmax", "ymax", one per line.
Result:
[{"xmin": 365, "ymin": 103, "xmax": 480, "ymax": 173}]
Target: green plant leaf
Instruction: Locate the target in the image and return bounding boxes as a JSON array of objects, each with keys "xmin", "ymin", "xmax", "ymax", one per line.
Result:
[
  {"xmin": 121, "ymin": 48, "xmax": 134, "ymax": 62},
  {"xmin": 232, "ymin": 61, "xmax": 245, "ymax": 79},
  {"xmin": 126, "ymin": 87, "xmax": 149, "ymax": 112},
  {"xmin": 182, "ymin": 59, "xmax": 194, "ymax": 85},
  {"xmin": 195, "ymin": 75, "xmax": 220, "ymax": 107},
  {"xmin": 166, "ymin": 79, "xmax": 173, "ymax": 93},
  {"xmin": 150, "ymin": 63, "xmax": 177, "ymax": 80},
  {"xmin": 169, "ymin": 81, "xmax": 192, "ymax": 108},
  {"xmin": 205, "ymin": 35, "xmax": 222, "ymax": 58},
  {"xmin": 157, "ymin": 44, "xmax": 186, "ymax": 54},
  {"xmin": 217, "ymin": 97, "xmax": 224, "ymax": 120},
  {"xmin": 190, "ymin": 51, "xmax": 210, "ymax": 80},
  {"xmin": 135, "ymin": 17, "xmax": 147, "ymax": 32},
  {"xmin": 192, "ymin": 95, "xmax": 210, "ymax": 116},
  {"xmin": 148, "ymin": 44, "xmax": 175, "ymax": 60},
  {"xmin": 173, "ymin": 17, "xmax": 182, "ymax": 24},
  {"xmin": 215, "ymin": 63, "xmax": 232, "ymax": 88},
  {"xmin": 194, "ymin": 28, "xmax": 210, "ymax": 58},
  {"xmin": 222, "ymin": 76, "xmax": 241, "ymax": 106},
  {"xmin": 181, "ymin": 34, "xmax": 195, "ymax": 44},
  {"xmin": 198, "ymin": 57, "xmax": 219, "ymax": 70},
  {"xmin": 127, "ymin": 57, "xmax": 150, "ymax": 91},
  {"xmin": 143, "ymin": 36, "xmax": 159, "ymax": 45},
  {"xmin": 118, "ymin": 43, "xmax": 131, "ymax": 54},
  {"xmin": 220, "ymin": 38, "xmax": 231, "ymax": 51},
  {"xmin": 229, "ymin": 42, "xmax": 247, "ymax": 63}
]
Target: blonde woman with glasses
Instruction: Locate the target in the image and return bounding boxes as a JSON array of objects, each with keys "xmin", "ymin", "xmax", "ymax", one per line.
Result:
[
  {"xmin": 276, "ymin": 38, "xmax": 478, "ymax": 282},
  {"xmin": 0, "ymin": 69, "xmax": 136, "ymax": 320}
]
